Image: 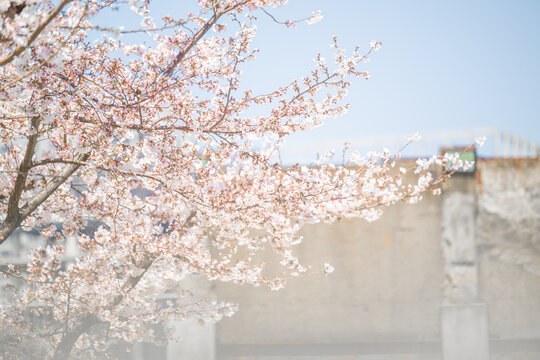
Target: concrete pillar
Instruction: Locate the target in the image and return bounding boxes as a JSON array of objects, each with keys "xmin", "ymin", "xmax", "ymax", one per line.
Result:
[
  {"xmin": 440, "ymin": 176, "xmax": 489, "ymax": 360},
  {"xmin": 441, "ymin": 304, "xmax": 489, "ymax": 360},
  {"xmin": 167, "ymin": 319, "xmax": 215, "ymax": 360},
  {"xmin": 166, "ymin": 275, "xmax": 216, "ymax": 360}
]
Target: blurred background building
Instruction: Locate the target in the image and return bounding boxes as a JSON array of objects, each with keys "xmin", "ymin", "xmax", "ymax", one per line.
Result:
[
  {"xmin": 212, "ymin": 154, "xmax": 540, "ymax": 360},
  {"xmin": 192, "ymin": 130, "xmax": 540, "ymax": 360}
]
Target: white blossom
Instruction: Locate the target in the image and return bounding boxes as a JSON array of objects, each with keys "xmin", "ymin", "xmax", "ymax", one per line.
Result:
[
  {"xmin": 370, "ymin": 40, "xmax": 382, "ymax": 51},
  {"xmin": 475, "ymin": 136, "xmax": 487, "ymax": 148},
  {"xmin": 408, "ymin": 132, "xmax": 422, "ymax": 142},
  {"xmin": 323, "ymin": 263, "xmax": 335, "ymax": 274},
  {"xmin": 307, "ymin": 10, "xmax": 323, "ymax": 25}
]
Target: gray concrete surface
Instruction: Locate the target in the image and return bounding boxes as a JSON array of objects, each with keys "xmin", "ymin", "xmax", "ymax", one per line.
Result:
[
  {"xmin": 210, "ymin": 159, "xmax": 540, "ymax": 360},
  {"xmin": 441, "ymin": 304, "xmax": 489, "ymax": 360}
]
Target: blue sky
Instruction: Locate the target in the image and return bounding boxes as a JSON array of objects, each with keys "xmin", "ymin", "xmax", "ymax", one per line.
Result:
[{"xmin": 97, "ymin": 0, "xmax": 540, "ymax": 158}]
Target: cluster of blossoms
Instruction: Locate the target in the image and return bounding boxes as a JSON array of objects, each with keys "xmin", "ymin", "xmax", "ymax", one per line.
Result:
[{"xmin": 0, "ymin": 1, "xmax": 465, "ymax": 358}]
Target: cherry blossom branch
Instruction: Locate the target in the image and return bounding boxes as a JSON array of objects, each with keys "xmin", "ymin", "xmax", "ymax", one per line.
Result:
[
  {"xmin": 0, "ymin": 152, "xmax": 90, "ymax": 245},
  {"xmin": 53, "ymin": 210, "xmax": 197, "ymax": 358},
  {"xmin": 72, "ymin": 116, "xmax": 242, "ymax": 135},
  {"xmin": 260, "ymin": 8, "xmax": 312, "ymax": 27},
  {"xmin": 162, "ymin": 10, "xmax": 222, "ymax": 76},
  {"xmin": 52, "ymin": 314, "xmax": 100, "ymax": 360},
  {"xmin": 0, "ymin": 6, "xmax": 88, "ymax": 93},
  {"xmin": 162, "ymin": 1, "xmax": 249, "ymax": 76},
  {"xmin": 6, "ymin": 117, "xmax": 40, "ymax": 218},
  {"xmin": 30, "ymin": 157, "xmax": 209, "ymax": 209},
  {"xmin": 208, "ymin": 58, "xmax": 240, "ymax": 131},
  {"xmin": 0, "ymin": 0, "xmax": 73, "ymax": 67},
  {"xmin": 76, "ymin": 22, "xmax": 185, "ymax": 34},
  {"xmin": 1, "ymin": 117, "xmax": 41, "ymax": 245},
  {"xmin": 0, "ymin": 266, "xmax": 52, "ymax": 283}
]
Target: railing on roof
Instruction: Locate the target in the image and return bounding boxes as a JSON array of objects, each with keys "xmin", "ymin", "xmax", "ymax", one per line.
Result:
[{"xmin": 281, "ymin": 128, "xmax": 540, "ymax": 164}]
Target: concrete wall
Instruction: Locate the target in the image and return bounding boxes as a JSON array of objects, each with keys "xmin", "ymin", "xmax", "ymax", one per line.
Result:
[
  {"xmin": 476, "ymin": 160, "xmax": 540, "ymax": 340},
  {"xmin": 215, "ymin": 172, "xmax": 445, "ymax": 356},
  {"xmin": 213, "ymin": 159, "xmax": 540, "ymax": 360}
]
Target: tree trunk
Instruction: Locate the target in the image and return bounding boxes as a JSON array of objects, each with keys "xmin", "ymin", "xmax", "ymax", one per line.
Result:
[{"xmin": 53, "ymin": 315, "xmax": 100, "ymax": 360}]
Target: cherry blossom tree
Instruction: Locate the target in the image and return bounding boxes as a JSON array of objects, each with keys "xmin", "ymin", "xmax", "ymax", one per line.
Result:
[{"xmin": 0, "ymin": 1, "xmax": 456, "ymax": 358}]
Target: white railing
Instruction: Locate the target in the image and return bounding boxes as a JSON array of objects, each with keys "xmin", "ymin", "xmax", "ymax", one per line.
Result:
[{"xmin": 280, "ymin": 128, "xmax": 540, "ymax": 164}]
